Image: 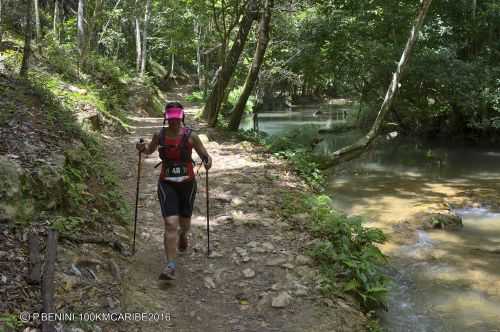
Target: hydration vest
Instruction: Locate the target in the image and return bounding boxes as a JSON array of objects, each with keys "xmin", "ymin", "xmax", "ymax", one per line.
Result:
[{"xmin": 158, "ymin": 127, "xmax": 195, "ymax": 182}]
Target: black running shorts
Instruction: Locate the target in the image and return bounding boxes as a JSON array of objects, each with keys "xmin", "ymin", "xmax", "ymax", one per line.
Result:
[{"xmin": 157, "ymin": 179, "xmax": 197, "ymax": 218}]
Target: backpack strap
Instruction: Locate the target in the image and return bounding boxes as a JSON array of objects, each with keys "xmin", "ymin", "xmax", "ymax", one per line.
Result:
[
  {"xmin": 179, "ymin": 127, "xmax": 192, "ymax": 162},
  {"xmin": 155, "ymin": 128, "xmax": 167, "ymax": 168}
]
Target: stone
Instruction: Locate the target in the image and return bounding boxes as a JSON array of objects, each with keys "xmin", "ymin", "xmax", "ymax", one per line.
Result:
[
  {"xmin": 231, "ymin": 197, "xmax": 244, "ymax": 206},
  {"xmin": 0, "ymin": 157, "xmax": 32, "ymax": 221},
  {"xmin": 235, "ymin": 247, "xmax": 248, "ymax": 256},
  {"xmin": 246, "ymin": 241, "xmax": 258, "ymax": 248},
  {"xmin": 420, "ymin": 213, "xmax": 463, "ymax": 230},
  {"xmin": 204, "ymin": 277, "xmax": 216, "ymax": 289},
  {"xmin": 293, "ymin": 283, "xmax": 309, "ymax": 297},
  {"xmin": 242, "ymin": 268, "xmax": 255, "ymax": 278},
  {"xmin": 282, "ymin": 263, "xmax": 295, "ymax": 269},
  {"xmin": 265, "ymin": 257, "xmax": 287, "ymax": 266},
  {"xmin": 262, "ymin": 242, "xmax": 275, "ymax": 251},
  {"xmin": 295, "ymin": 255, "xmax": 313, "ymax": 266},
  {"xmin": 209, "ymin": 251, "xmax": 223, "ymax": 258},
  {"xmin": 214, "ymin": 215, "xmax": 233, "ymax": 224},
  {"xmin": 271, "ymin": 292, "xmax": 292, "ymax": 308}
]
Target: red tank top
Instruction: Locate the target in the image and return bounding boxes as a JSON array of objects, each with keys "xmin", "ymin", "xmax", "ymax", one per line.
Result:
[{"xmin": 158, "ymin": 127, "xmax": 195, "ymax": 182}]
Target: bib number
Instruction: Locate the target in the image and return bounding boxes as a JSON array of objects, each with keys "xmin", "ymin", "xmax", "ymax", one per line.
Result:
[
  {"xmin": 166, "ymin": 164, "xmax": 188, "ymax": 177},
  {"xmin": 164, "ymin": 163, "xmax": 190, "ymax": 182}
]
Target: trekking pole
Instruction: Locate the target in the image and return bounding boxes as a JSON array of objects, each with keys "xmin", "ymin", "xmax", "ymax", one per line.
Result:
[
  {"xmin": 133, "ymin": 138, "xmax": 144, "ymax": 255},
  {"xmin": 205, "ymin": 163, "xmax": 210, "ymax": 257}
]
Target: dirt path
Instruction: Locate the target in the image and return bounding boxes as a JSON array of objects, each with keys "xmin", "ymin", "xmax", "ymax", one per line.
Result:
[{"xmin": 110, "ymin": 101, "xmax": 366, "ymax": 331}]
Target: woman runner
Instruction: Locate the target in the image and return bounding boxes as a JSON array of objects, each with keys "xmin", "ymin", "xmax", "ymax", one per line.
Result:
[{"xmin": 136, "ymin": 102, "xmax": 212, "ymax": 280}]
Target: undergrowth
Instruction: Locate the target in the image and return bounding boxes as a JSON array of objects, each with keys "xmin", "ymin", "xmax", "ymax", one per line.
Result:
[
  {"xmin": 282, "ymin": 193, "xmax": 389, "ymax": 310},
  {"xmin": 239, "ymin": 126, "xmax": 326, "ymax": 190}
]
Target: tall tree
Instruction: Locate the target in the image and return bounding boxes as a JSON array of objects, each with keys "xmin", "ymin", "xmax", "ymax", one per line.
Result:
[
  {"xmin": 20, "ymin": 0, "xmax": 33, "ymax": 77},
  {"xmin": 194, "ymin": 18, "xmax": 203, "ymax": 90},
  {"xmin": 139, "ymin": 0, "xmax": 151, "ymax": 77},
  {"xmin": 0, "ymin": 0, "xmax": 3, "ymax": 45},
  {"xmin": 323, "ymin": 0, "xmax": 434, "ymax": 167},
  {"xmin": 77, "ymin": 0, "xmax": 86, "ymax": 64},
  {"xmin": 135, "ymin": 14, "xmax": 141, "ymax": 72},
  {"xmin": 88, "ymin": 0, "xmax": 103, "ymax": 52},
  {"xmin": 34, "ymin": 0, "xmax": 40, "ymax": 46},
  {"xmin": 201, "ymin": 0, "xmax": 259, "ymax": 126},
  {"xmin": 228, "ymin": 0, "xmax": 273, "ymax": 131},
  {"xmin": 53, "ymin": 0, "xmax": 60, "ymax": 42}
]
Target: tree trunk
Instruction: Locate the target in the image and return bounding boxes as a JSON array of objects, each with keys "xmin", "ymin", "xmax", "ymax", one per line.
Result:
[
  {"xmin": 0, "ymin": 0, "xmax": 3, "ymax": 45},
  {"xmin": 195, "ymin": 19, "xmax": 203, "ymax": 90},
  {"xmin": 77, "ymin": 0, "xmax": 85, "ymax": 64},
  {"xmin": 322, "ymin": 0, "xmax": 433, "ymax": 168},
  {"xmin": 228, "ymin": 0, "xmax": 273, "ymax": 131},
  {"xmin": 169, "ymin": 37, "xmax": 174, "ymax": 78},
  {"xmin": 139, "ymin": 0, "xmax": 151, "ymax": 77},
  {"xmin": 34, "ymin": 0, "xmax": 40, "ymax": 46},
  {"xmin": 135, "ymin": 16, "xmax": 141, "ymax": 73},
  {"xmin": 201, "ymin": 0, "xmax": 259, "ymax": 126},
  {"xmin": 20, "ymin": 0, "xmax": 33, "ymax": 77},
  {"xmin": 88, "ymin": 0, "xmax": 102, "ymax": 52},
  {"xmin": 53, "ymin": 0, "xmax": 60, "ymax": 42}
]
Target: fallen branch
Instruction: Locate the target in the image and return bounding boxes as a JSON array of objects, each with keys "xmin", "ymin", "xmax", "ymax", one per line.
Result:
[{"xmin": 59, "ymin": 234, "xmax": 127, "ymax": 254}]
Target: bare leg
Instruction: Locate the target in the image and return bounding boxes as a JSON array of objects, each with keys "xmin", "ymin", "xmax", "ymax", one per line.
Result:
[
  {"xmin": 178, "ymin": 216, "xmax": 191, "ymax": 250},
  {"xmin": 179, "ymin": 217, "xmax": 191, "ymax": 236},
  {"xmin": 164, "ymin": 216, "xmax": 179, "ymax": 262}
]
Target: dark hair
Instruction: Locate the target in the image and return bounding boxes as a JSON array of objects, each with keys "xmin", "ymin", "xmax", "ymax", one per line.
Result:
[{"xmin": 163, "ymin": 101, "xmax": 185, "ymax": 126}]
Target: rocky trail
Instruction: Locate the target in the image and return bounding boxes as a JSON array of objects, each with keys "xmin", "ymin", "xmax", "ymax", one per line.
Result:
[{"xmin": 109, "ymin": 100, "xmax": 366, "ymax": 331}]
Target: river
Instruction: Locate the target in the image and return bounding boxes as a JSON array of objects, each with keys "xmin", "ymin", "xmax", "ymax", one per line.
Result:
[{"xmin": 241, "ymin": 107, "xmax": 500, "ymax": 332}]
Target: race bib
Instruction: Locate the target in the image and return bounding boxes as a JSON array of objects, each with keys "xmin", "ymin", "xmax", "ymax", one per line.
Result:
[{"xmin": 164, "ymin": 163, "xmax": 190, "ymax": 182}]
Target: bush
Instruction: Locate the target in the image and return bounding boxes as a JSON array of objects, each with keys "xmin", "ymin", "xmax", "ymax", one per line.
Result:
[
  {"xmin": 283, "ymin": 194, "xmax": 389, "ymax": 309},
  {"xmin": 186, "ymin": 90, "xmax": 206, "ymax": 103},
  {"xmin": 265, "ymin": 126, "xmax": 326, "ymax": 190}
]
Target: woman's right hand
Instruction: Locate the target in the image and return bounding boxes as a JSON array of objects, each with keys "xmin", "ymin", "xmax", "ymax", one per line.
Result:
[{"xmin": 136, "ymin": 141, "xmax": 146, "ymax": 152}]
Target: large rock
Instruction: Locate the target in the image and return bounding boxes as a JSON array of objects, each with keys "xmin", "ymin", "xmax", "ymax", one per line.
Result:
[
  {"xmin": 420, "ymin": 213, "xmax": 463, "ymax": 230},
  {"xmin": 31, "ymin": 161, "xmax": 64, "ymax": 210},
  {"xmin": 0, "ymin": 157, "xmax": 33, "ymax": 222},
  {"xmin": 271, "ymin": 292, "xmax": 292, "ymax": 308}
]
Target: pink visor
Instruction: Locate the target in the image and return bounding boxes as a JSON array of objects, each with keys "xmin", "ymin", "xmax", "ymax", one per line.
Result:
[{"xmin": 165, "ymin": 107, "xmax": 184, "ymax": 120}]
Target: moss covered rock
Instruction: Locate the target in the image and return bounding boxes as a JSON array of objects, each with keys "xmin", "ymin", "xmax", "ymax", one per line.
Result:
[
  {"xmin": 421, "ymin": 212, "xmax": 463, "ymax": 231},
  {"xmin": 0, "ymin": 156, "xmax": 34, "ymax": 222},
  {"xmin": 31, "ymin": 160, "xmax": 65, "ymax": 210}
]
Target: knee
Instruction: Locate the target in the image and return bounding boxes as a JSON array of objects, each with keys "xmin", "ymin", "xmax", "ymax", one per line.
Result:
[{"xmin": 164, "ymin": 218, "xmax": 178, "ymax": 233}]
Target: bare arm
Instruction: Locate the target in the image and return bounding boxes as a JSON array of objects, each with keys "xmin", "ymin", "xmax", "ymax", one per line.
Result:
[
  {"xmin": 191, "ymin": 133, "xmax": 212, "ymax": 170},
  {"xmin": 136, "ymin": 133, "xmax": 159, "ymax": 155}
]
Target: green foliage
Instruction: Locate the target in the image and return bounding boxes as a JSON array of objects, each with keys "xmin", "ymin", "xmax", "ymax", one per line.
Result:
[
  {"xmin": 237, "ymin": 129, "xmax": 268, "ymax": 145},
  {"xmin": 282, "ymin": 193, "xmax": 389, "ymax": 309},
  {"xmin": 265, "ymin": 126, "xmax": 326, "ymax": 190},
  {"xmin": 185, "ymin": 90, "xmax": 206, "ymax": 103},
  {"xmin": 0, "ymin": 314, "xmax": 22, "ymax": 332},
  {"xmin": 50, "ymin": 216, "xmax": 85, "ymax": 234},
  {"xmin": 62, "ymin": 137, "xmax": 130, "ymax": 225},
  {"xmin": 1, "ymin": 49, "xmax": 23, "ymax": 73},
  {"xmin": 227, "ymin": 86, "xmax": 255, "ymax": 114}
]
